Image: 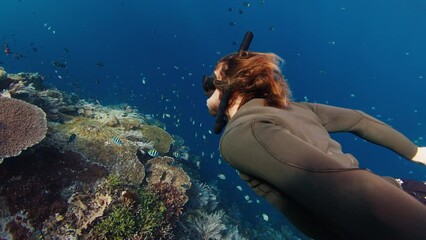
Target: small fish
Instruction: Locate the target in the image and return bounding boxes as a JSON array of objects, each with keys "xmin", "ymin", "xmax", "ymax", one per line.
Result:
[
  {"xmin": 262, "ymin": 213, "xmax": 269, "ymax": 221},
  {"xmin": 244, "ymin": 195, "xmax": 250, "ymax": 200},
  {"xmin": 95, "ymin": 61, "xmax": 104, "ymax": 67},
  {"xmin": 112, "ymin": 136, "xmax": 123, "ymax": 146},
  {"xmin": 172, "ymin": 151, "xmax": 180, "ymax": 158},
  {"xmin": 147, "ymin": 149, "xmax": 159, "ymax": 157},
  {"xmin": 236, "ymin": 186, "xmax": 242, "ymax": 191},
  {"xmin": 67, "ymin": 133, "xmax": 77, "ymax": 144},
  {"xmin": 51, "ymin": 60, "xmax": 67, "ymax": 68},
  {"xmin": 217, "ymin": 174, "xmax": 226, "ymax": 180}
]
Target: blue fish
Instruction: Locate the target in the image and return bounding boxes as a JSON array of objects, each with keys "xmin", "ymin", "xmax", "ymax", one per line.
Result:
[
  {"xmin": 67, "ymin": 133, "xmax": 77, "ymax": 145},
  {"xmin": 112, "ymin": 137, "xmax": 123, "ymax": 146}
]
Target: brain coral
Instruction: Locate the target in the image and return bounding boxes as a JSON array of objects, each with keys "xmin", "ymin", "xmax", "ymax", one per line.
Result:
[{"xmin": 0, "ymin": 97, "xmax": 47, "ymax": 163}]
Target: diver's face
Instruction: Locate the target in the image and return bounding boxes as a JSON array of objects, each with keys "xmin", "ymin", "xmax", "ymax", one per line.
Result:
[
  {"xmin": 206, "ymin": 65, "xmax": 223, "ymax": 116},
  {"xmin": 206, "ymin": 89, "xmax": 221, "ymax": 116}
]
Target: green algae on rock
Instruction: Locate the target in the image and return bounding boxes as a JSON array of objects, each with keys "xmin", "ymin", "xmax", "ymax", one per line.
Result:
[{"xmin": 48, "ymin": 117, "xmax": 146, "ymax": 184}]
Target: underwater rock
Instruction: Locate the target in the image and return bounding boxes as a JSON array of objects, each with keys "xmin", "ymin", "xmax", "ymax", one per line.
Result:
[
  {"xmin": 105, "ymin": 115, "xmax": 120, "ymax": 127},
  {"xmin": 140, "ymin": 125, "xmax": 173, "ymax": 153},
  {"xmin": 0, "ymin": 97, "xmax": 48, "ymax": 164},
  {"xmin": 78, "ymin": 104, "xmax": 95, "ymax": 118},
  {"xmin": 47, "ymin": 117, "xmax": 146, "ymax": 184}
]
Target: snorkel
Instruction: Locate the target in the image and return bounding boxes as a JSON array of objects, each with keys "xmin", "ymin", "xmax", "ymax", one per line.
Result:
[{"xmin": 202, "ymin": 31, "xmax": 254, "ymax": 134}]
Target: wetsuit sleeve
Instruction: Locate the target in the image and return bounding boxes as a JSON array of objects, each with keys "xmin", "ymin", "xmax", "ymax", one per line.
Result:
[{"xmin": 306, "ymin": 103, "xmax": 417, "ymax": 160}]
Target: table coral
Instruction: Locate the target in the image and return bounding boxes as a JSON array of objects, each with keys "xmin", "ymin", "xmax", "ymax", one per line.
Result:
[
  {"xmin": 140, "ymin": 125, "xmax": 173, "ymax": 153},
  {"xmin": 0, "ymin": 97, "xmax": 47, "ymax": 164}
]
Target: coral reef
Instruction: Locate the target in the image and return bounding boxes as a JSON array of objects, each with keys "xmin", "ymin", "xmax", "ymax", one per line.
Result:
[
  {"xmin": 0, "ymin": 67, "xmax": 302, "ymax": 240},
  {"xmin": 0, "ymin": 97, "xmax": 48, "ymax": 164},
  {"xmin": 0, "ymin": 147, "xmax": 108, "ymax": 238}
]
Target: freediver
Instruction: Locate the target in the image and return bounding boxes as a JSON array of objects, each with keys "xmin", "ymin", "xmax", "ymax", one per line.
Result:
[{"xmin": 202, "ymin": 32, "xmax": 426, "ymax": 240}]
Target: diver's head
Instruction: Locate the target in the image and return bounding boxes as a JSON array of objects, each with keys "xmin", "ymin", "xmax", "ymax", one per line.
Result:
[{"xmin": 207, "ymin": 51, "xmax": 292, "ymax": 111}]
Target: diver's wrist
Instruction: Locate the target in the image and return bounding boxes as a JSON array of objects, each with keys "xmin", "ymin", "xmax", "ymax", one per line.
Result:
[{"xmin": 412, "ymin": 147, "xmax": 426, "ymax": 165}]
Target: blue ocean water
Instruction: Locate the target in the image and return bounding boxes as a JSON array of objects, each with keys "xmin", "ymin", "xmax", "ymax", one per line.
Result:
[{"xmin": 1, "ymin": 0, "xmax": 426, "ymax": 238}]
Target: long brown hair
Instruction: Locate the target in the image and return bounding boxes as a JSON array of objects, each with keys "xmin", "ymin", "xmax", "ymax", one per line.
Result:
[{"xmin": 214, "ymin": 51, "xmax": 292, "ymax": 109}]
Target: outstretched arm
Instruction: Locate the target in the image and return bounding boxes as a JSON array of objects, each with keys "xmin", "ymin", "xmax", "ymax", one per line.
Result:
[{"xmin": 304, "ymin": 103, "xmax": 418, "ymax": 161}]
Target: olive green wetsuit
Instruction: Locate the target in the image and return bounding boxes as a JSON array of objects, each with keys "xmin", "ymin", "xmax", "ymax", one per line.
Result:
[{"xmin": 220, "ymin": 98, "xmax": 426, "ymax": 240}]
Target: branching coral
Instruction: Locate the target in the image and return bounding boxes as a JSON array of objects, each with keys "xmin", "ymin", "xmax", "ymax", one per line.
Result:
[
  {"xmin": 0, "ymin": 97, "xmax": 47, "ymax": 163},
  {"xmin": 134, "ymin": 189, "xmax": 168, "ymax": 237},
  {"xmin": 91, "ymin": 205, "xmax": 136, "ymax": 239},
  {"xmin": 89, "ymin": 186, "xmax": 174, "ymax": 240},
  {"xmin": 223, "ymin": 225, "xmax": 248, "ymax": 240}
]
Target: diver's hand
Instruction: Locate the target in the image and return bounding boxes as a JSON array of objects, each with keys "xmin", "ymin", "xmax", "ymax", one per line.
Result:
[{"xmin": 412, "ymin": 147, "xmax": 426, "ymax": 166}]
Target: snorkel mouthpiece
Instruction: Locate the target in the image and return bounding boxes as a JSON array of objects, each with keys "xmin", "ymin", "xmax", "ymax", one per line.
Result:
[{"xmin": 207, "ymin": 31, "xmax": 254, "ymax": 134}]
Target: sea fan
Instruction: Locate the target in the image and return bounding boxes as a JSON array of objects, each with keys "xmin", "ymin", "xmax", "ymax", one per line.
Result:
[
  {"xmin": 223, "ymin": 225, "xmax": 247, "ymax": 240},
  {"xmin": 193, "ymin": 210, "xmax": 227, "ymax": 240},
  {"xmin": 190, "ymin": 181, "xmax": 219, "ymax": 211}
]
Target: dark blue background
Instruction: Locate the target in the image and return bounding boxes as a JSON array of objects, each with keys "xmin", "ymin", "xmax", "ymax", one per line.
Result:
[{"xmin": 1, "ymin": 0, "xmax": 426, "ymax": 235}]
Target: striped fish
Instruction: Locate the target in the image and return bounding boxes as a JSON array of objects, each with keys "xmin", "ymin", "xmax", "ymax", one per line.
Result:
[
  {"xmin": 147, "ymin": 149, "xmax": 159, "ymax": 157},
  {"xmin": 112, "ymin": 137, "xmax": 123, "ymax": 146}
]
